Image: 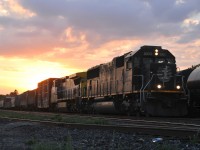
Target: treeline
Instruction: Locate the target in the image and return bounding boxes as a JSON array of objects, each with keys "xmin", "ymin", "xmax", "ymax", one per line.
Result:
[
  {"xmin": 190, "ymin": 63, "xmax": 200, "ymax": 69},
  {"xmin": 0, "ymin": 89, "xmax": 18, "ymax": 100}
]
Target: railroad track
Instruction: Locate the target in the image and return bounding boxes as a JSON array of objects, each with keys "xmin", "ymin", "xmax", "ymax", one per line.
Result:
[
  {"xmin": 0, "ymin": 109, "xmax": 200, "ymax": 138},
  {"xmin": 3, "ymin": 109, "xmax": 200, "ymax": 123}
]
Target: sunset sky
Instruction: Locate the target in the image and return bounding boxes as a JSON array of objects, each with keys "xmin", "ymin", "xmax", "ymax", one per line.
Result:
[{"xmin": 0, "ymin": 0, "xmax": 200, "ymax": 94}]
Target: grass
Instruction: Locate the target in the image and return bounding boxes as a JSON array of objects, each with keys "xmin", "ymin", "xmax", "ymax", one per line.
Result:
[
  {"xmin": 156, "ymin": 144, "xmax": 179, "ymax": 150},
  {"xmin": 32, "ymin": 142, "xmax": 71, "ymax": 150},
  {"xmin": 0, "ymin": 110, "xmax": 108, "ymax": 125},
  {"xmin": 189, "ymin": 130, "xmax": 200, "ymax": 144},
  {"xmin": 0, "ymin": 110, "xmax": 47, "ymax": 120},
  {"xmin": 59, "ymin": 115, "xmax": 108, "ymax": 125},
  {"xmin": 25, "ymin": 132, "xmax": 74, "ymax": 150},
  {"xmin": 25, "ymin": 137, "xmax": 38, "ymax": 145},
  {"xmin": 64, "ymin": 132, "xmax": 74, "ymax": 150}
]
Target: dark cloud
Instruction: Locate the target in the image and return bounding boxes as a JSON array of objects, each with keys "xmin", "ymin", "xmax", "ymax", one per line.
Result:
[
  {"xmin": 17, "ymin": 0, "xmax": 200, "ymax": 44},
  {"xmin": 177, "ymin": 24, "xmax": 200, "ymax": 43},
  {"xmin": 19, "ymin": 0, "xmax": 156, "ymax": 40},
  {"xmin": 149, "ymin": 0, "xmax": 200, "ymax": 22}
]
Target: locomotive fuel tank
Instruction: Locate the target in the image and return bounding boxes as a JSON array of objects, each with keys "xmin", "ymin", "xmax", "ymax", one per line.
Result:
[
  {"xmin": 92, "ymin": 97, "xmax": 119, "ymax": 114},
  {"xmin": 187, "ymin": 67, "xmax": 200, "ymax": 89}
]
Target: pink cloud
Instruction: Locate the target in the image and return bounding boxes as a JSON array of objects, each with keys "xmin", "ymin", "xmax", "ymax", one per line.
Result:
[{"xmin": 1, "ymin": 0, "xmax": 200, "ymax": 94}]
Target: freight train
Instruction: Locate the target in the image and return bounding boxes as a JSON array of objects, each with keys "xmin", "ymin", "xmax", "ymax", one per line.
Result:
[{"xmin": 0, "ymin": 45, "xmax": 189, "ymax": 116}]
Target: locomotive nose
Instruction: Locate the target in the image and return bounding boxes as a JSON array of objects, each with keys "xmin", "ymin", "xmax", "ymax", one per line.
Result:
[{"xmin": 157, "ymin": 65, "xmax": 172, "ymax": 82}]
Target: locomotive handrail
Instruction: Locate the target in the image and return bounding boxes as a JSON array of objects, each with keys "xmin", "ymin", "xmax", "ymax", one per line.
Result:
[
  {"xmin": 176, "ymin": 75, "xmax": 186, "ymax": 95},
  {"xmin": 133, "ymin": 75, "xmax": 144, "ymax": 105},
  {"xmin": 142, "ymin": 74, "xmax": 156, "ymax": 102},
  {"xmin": 181, "ymin": 76, "xmax": 186, "ymax": 95}
]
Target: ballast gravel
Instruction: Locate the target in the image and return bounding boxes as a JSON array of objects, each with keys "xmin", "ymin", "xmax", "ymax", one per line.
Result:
[{"xmin": 0, "ymin": 119, "xmax": 200, "ymax": 150}]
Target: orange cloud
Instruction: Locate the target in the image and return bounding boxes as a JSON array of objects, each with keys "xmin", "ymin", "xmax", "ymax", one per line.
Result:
[
  {"xmin": 40, "ymin": 36, "xmax": 142, "ymax": 72},
  {"xmin": 0, "ymin": 0, "xmax": 36, "ymax": 18},
  {"xmin": 60, "ymin": 27, "xmax": 89, "ymax": 47}
]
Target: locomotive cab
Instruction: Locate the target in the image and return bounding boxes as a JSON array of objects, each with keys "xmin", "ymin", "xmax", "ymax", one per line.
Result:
[{"xmin": 128, "ymin": 46, "xmax": 188, "ymax": 116}]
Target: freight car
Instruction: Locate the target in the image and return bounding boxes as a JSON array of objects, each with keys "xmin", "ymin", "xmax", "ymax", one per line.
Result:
[
  {"xmin": 15, "ymin": 90, "xmax": 38, "ymax": 111},
  {"xmin": 0, "ymin": 99, "xmax": 3, "ymax": 108},
  {"xmin": 17, "ymin": 91, "xmax": 28, "ymax": 110},
  {"xmin": 3, "ymin": 96, "xmax": 15, "ymax": 109},
  {"xmin": 27, "ymin": 89, "xmax": 37, "ymax": 110},
  {"xmin": 187, "ymin": 66, "xmax": 200, "ymax": 114}
]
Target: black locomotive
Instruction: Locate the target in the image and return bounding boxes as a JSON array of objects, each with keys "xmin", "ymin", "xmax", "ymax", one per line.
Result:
[
  {"xmin": 85, "ymin": 45, "xmax": 188, "ymax": 116},
  {"xmin": 1, "ymin": 45, "xmax": 189, "ymax": 116}
]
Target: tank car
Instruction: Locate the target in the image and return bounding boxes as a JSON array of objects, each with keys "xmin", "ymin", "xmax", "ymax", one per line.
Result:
[
  {"xmin": 187, "ymin": 66, "xmax": 200, "ymax": 114},
  {"xmin": 85, "ymin": 45, "xmax": 188, "ymax": 116}
]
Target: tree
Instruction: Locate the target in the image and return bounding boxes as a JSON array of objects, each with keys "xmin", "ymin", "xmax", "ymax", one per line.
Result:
[{"xmin": 10, "ymin": 89, "xmax": 18, "ymax": 96}]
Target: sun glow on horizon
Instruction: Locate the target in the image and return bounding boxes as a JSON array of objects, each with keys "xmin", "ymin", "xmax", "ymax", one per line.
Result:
[{"xmin": 0, "ymin": 57, "xmax": 82, "ymax": 94}]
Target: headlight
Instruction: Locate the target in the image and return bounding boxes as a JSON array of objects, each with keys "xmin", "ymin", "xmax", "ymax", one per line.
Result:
[
  {"xmin": 157, "ymin": 84, "xmax": 162, "ymax": 89},
  {"xmin": 176, "ymin": 85, "xmax": 181, "ymax": 90},
  {"xmin": 155, "ymin": 49, "xmax": 159, "ymax": 56}
]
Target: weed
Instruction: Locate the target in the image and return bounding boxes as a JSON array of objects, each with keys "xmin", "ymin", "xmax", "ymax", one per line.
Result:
[
  {"xmin": 155, "ymin": 143, "xmax": 179, "ymax": 150},
  {"xmin": 64, "ymin": 132, "xmax": 74, "ymax": 150},
  {"xmin": 32, "ymin": 142, "xmax": 62, "ymax": 150},
  {"xmin": 189, "ymin": 130, "xmax": 200, "ymax": 144},
  {"xmin": 51, "ymin": 114, "xmax": 63, "ymax": 122},
  {"xmin": 25, "ymin": 137, "xmax": 38, "ymax": 145},
  {"xmin": 0, "ymin": 110, "xmax": 109, "ymax": 125},
  {"xmin": 156, "ymin": 143, "xmax": 179, "ymax": 150}
]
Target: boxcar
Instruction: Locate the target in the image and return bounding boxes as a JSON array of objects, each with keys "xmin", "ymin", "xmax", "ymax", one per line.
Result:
[
  {"xmin": 27, "ymin": 89, "xmax": 37, "ymax": 110},
  {"xmin": 3, "ymin": 96, "xmax": 15, "ymax": 109},
  {"xmin": 19, "ymin": 91, "xmax": 28, "ymax": 110},
  {"xmin": 0, "ymin": 99, "xmax": 4, "ymax": 108}
]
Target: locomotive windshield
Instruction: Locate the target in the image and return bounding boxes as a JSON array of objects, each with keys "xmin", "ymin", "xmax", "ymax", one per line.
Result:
[{"xmin": 155, "ymin": 58, "xmax": 175, "ymax": 64}]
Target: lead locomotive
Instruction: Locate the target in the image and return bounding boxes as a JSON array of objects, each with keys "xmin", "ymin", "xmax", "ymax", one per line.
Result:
[{"xmin": 85, "ymin": 45, "xmax": 188, "ymax": 116}]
